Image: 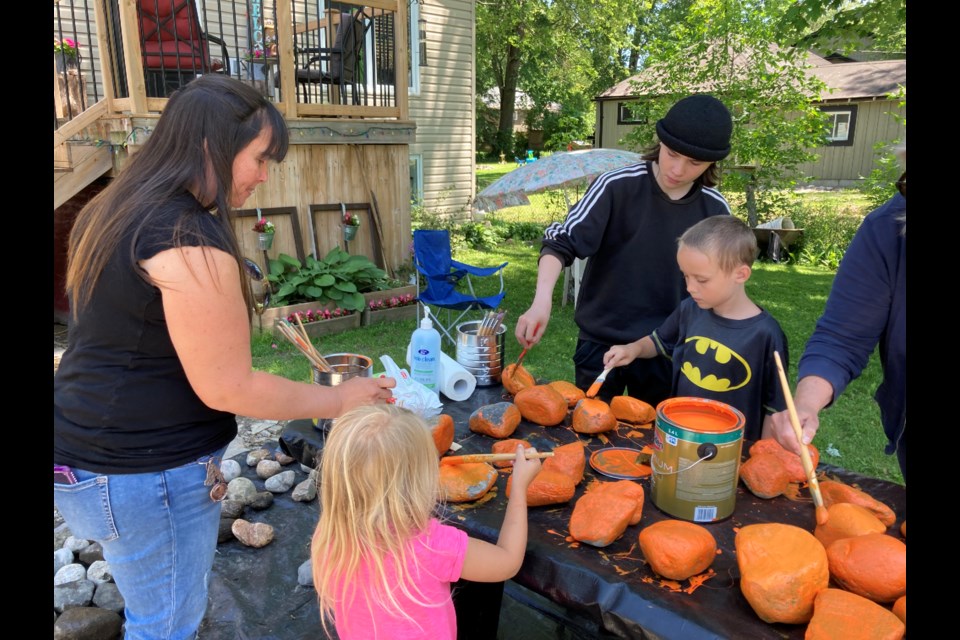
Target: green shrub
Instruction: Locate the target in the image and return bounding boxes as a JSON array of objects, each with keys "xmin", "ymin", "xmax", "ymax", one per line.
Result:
[{"xmin": 266, "ymin": 248, "xmax": 387, "ymax": 310}]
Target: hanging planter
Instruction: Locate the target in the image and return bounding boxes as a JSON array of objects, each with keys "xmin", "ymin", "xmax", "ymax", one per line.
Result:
[
  {"xmin": 343, "ymin": 224, "xmax": 358, "ymax": 242},
  {"xmin": 342, "ymin": 210, "xmax": 361, "ymax": 242},
  {"xmin": 257, "ymin": 232, "xmax": 275, "ymax": 250},
  {"xmin": 252, "ymin": 212, "xmax": 275, "ymax": 251}
]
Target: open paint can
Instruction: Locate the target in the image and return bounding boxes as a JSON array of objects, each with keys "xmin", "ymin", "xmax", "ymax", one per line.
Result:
[{"xmin": 649, "ymin": 397, "xmax": 745, "ymax": 523}]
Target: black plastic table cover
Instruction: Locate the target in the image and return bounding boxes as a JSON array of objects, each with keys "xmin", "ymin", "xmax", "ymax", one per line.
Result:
[{"xmin": 230, "ymin": 384, "xmax": 906, "ymax": 640}]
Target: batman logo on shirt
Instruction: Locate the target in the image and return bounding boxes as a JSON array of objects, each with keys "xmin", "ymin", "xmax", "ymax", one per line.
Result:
[{"xmin": 678, "ymin": 336, "xmax": 751, "ymax": 392}]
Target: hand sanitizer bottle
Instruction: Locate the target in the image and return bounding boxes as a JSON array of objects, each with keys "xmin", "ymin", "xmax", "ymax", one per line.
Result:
[{"xmin": 410, "ymin": 312, "xmax": 441, "ymax": 393}]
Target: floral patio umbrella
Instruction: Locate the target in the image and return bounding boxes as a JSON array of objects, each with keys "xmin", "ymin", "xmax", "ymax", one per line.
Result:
[{"xmin": 474, "ymin": 148, "xmax": 645, "ymax": 213}]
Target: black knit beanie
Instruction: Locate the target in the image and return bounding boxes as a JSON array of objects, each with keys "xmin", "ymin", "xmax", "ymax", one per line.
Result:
[{"xmin": 655, "ymin": 94, "xmax": 732, "ymax": 162}]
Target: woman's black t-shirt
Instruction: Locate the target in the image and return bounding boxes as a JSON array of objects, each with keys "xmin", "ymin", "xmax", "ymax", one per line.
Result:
[{"xmin": 54, "ymin": 192, "xmax": 238, "ymax": 473}]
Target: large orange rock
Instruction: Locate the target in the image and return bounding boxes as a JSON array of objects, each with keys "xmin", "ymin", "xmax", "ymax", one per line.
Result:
[
  {"xmin": 548, "ymin": 380, "xmax": 585, "ymax": 408},
  {"xmin": 541, "ymin": 440, "xmax": 586, "ymax": 485},
  {"xmin": 502, "ymin": 363, "xmax": 536, "ymax": 395},
  {"xmin": 739, "ymin": 451, "xmax": 792, "ymax": 499},
  {"xmin": 638, "ymin": 520, "xmax": 717, "ymax": 581},
  {"xmin": 507, "ymin": 468, "xmax": 576, "ymax": 507},
  {"xmin": 891, "ymin": 595, "xmax": 906, "ymax": 627},
  {"xmin": 469, "ymin": 402, "xmax": 521, "ymax": 439},
  {"xmin": 736, "ymin": 523, "xmax": 829, "ymax": 624},
  {"xmin": 748, "ymin": 438, "xmax": 820, "ymax": 483},
  {"xmin": 571, "ymin": 397, "xmax": 618, "ymax": 434},
  {"xmin": 430, "ymin": 414, "xmax": 455, "ymax": 456},
  {"xmin": 610, "ymin": 396, "xmax": 656, "ymax": 424},
  {"xmin": 439, "ymin": 462, "xmax": 498, "ymax": 503},
  {"xmin": 805, "ymin": 588, "xmax": 905, "ymax": 640},
  {"xmin": 569, "ymin": 490, "xmax": 635, "ymax": 547},
  {"xmin": 814, "ymin": 503, "xmax": 886, "ymax": 550},
  {"xmin": 593, "ymin": 480, "xmax": 645, "ymax": 525},
  {"xmin": 514, "ymin": 384, "xmax": 568, "ymax": 426},
  {"xmin": 491, "ymin": 438, "xmax": 532, "ymax": 468},
  {"xmin": 818, "ymin": 479, "xmax": 897, "ymax": 528},
  {"xmin": 826, "ymin": 533, "xmax": 906, "ymax": 603}
]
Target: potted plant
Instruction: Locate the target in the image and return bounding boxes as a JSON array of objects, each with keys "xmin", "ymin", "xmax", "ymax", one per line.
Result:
[
  {"xmin": 252, "ymin": 218, "xmax": 275, "ymax": 250},
  {"xmin": 342, "ymin": 210, "xmax": 361, "ymax": 242},
  {"xmin": 281, "ymin": 307, "xmax": 360, "ymax": 338},
  {"xmin": 54, "ymin": 37, "xmax": 79, "ymax": 72},
  {"xmin": 362, "ymin": 292, "xmax": 418, "ymax": 327}
]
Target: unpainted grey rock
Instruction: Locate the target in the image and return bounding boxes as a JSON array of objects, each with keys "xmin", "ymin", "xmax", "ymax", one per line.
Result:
[
  {"xmin": 93, "ymin": 581, "xmax": 125, "ymax": 613},
  {"xmin": 256, "ymin": 459, "xmax": 282, "ymax": 479},
  {"xmin": 218, "ymin": 518, "xmax": 237, "ymax": 544},
  {"xmin": 55, "ymin": 547, "xmax": 74, "ymax": 576},
  {"xmin": 299, "ymin": 462, "xmax": 313, "ymax": 474},
  {"xmin": 54, "ymin": 522, "xmax": 73, "ymax": 551},
  {"xmin": 292, "ymin": 477, "xmax": 317, "ymax": 502},
  {"xmin": 275, "ymin": 451, "xmax": 296, "ymax": 466},
  {"xmin": 265, "ymin": 470, "xmax": 296, "ymax": 493},
  {"xmin": 231, "ymin": 519, "xmax": 275, "ymax": 548},
  {"xmin": 78, "ymin": 542, "xmax": 104, "ymax": 565},
  {"xmin": 53, "ymin": 605, "xmax": 123, "ymax": 640},
  {"xmin": 54, "ymin": 579, "xmax": 96, "ymax": 612},
  {"xmin": 226, "ymin": 476, "xmax": 257, "ymax": 504},
  {"xmin": 64, "ymin": 535, "xmax": 92, "ymax": 553},
  {"xmin": 55, "ymin": 563, "xmax": 88, "ymax": 586},
  {"xmin": 297, "ymin": 559, "xmax": 314, "ymax": 586},
  {"xmin": 220, "ymin": 459, "xmax": 242, "ymax": 482},
  {"xmin": 86, "ymin": 559, "xmax": 113, "ymax": 584},
  {"xmin": 248, "ymin": 491, "xmax": 275, "ymax": 510},
  {"xmin": 246, "ymin": 448, "xmax": 272, "ymax": 467},
  {"xmin": 221, "ymin": 499, "xmax": 245, "ymax": 519}
]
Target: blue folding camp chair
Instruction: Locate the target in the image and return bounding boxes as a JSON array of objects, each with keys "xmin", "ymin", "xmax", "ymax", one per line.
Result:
[{"xmin": 413, "ymin": 229, "xmax": 508, "ymax": 345}]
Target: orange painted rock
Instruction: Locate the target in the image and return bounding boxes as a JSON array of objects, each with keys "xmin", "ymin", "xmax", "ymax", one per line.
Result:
[
  {"xmin": 541, "ymin": 440, "xmax": 586, "ymax": 485},
  {"xmin": 469, "ymin": 402, "xmax": 521, "ymax": 439},
  {"xmin": 739, "ymin": 451, "xmax": 792, "ymax": 499},
  {"xmin": 571, "ymin": 397, "xmax": 618, "ymax": 434},
  {"xmin": 736, "ymin": 523, "xmax": 829, "ymax": 624},
  {"xmin": 814, "ymin": 503, "xmax": 886, "ymax": 550},
  {"xmin": 594, "ymin": 480, "xmax": 645, "ymax": 525},
  {"xmin": 610, "ymin": 396, "xmax": 656, "ymax": 424},
  {"xmin": 502, "ymin": 363, "xmax": 536, "ymax": 395},
  {"xmin": 748, "ymin": 438, "xmax": 820, "ymax": 483},
  {"xmin": 826, "ymin": 533, "xmax": 906, "ymax": 603},
  {"xmin": 548, "ymin": 380, "xmax": 586, "ymax": 408},
  {"xmin": 439, "ymin": 462, "xmax": 498, "ymax": 503},
  {"xmin": 805, "ymin": 588, "xmax": 905, "ymax": 640},
  {"xmin": 638, "ymin": 520, "xmax": 717, "ymax": 581},
  {"xmin": 899, "ymin": 520, "xmax": 905, "ymax": 538},
  {"xmin": 430, "ymin": 414, "xmax": 455, "ymax": 456},
  {"xmin": 507, "ymin": 468, "xmax": 576, "ymax": 507},
  {"xmin": 514, "ymin": 384, "xmax": 568, "ymax": 426},
  {"xmin": 491, "ymin": 438, "xmax": 533, "ymax": 468},
  {"xmin": 569, "ymin": 490, "xmax": 635, "ymax": 547},
  {"xmin": 892, "ymin": 595, "xmax": 906, "ymax": 627},
  {"xmin": 818, "ymin": 479, "xmax": 897, "ymax": 528}
]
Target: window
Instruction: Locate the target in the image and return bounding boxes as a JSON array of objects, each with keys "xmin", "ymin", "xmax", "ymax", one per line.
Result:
[
  {"xmin": 821, "ymin": 106, "xmax": 857, "ymax": 146},
  {"xmin": 618, "ymin": 101, "xmax": 648, "ymax": 125},
  {"xmin": 409, "ymin": 155, "xmax": 424, "ymax": 205}
]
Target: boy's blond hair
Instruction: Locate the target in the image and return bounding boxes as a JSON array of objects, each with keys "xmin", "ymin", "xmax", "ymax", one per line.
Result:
[
  {"xmin": 679, "ymin": 215, "xmax": 758, "ymax": 273},
  {"xmin": 311, "ymin": 403, "xmax": 443, "ymax": 636}
]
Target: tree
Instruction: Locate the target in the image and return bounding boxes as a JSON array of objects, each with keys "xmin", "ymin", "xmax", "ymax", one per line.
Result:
[{"xmin": 776, "ymin": 0, "xmax": 906, "ymax": 57}]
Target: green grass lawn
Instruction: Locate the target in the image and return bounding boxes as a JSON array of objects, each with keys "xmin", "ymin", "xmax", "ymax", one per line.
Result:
[{"xmin": 253, "ymin": 231, "xmax": 902, "ymax": 485}]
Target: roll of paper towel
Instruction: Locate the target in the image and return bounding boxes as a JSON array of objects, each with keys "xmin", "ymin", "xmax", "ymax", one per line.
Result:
[{"xmin": 407, "ymin": 343, "xmax": 476, "ymax": 402}]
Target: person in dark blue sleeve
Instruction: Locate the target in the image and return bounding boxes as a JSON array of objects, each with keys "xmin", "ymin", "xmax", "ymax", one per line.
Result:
[
  {"xmin": 769, "ymin": 142, "xmax": 906, "ymax": 482},
  {"xmin": 514, "ymin": 94, "xmax": 734, "ymax": 407}
]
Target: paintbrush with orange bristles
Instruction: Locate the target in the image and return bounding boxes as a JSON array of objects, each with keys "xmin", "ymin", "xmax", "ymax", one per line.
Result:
[
  {"xmin": 440, "ymin": 451, "xmax": 555, "ymax": 465},
  {"xmin": 773, "ymin": 351, "xmax": 829, "ymax": 526},
  {"xmin": 585, "ymin": 366, "xmax": 613, "ymax": 399}
]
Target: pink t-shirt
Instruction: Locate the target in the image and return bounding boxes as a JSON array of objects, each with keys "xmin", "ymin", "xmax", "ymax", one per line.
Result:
[{"xmin": 332, "ymin": 518, "xmax": 468, "ymax": 639}]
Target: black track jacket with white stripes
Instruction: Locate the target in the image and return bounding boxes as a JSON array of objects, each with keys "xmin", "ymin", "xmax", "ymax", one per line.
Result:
[{"xmin": 541, "ymin": 161, "xmax": 730, "ymax": 346}]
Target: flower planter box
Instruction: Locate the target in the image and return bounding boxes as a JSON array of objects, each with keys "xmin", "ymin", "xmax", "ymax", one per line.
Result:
[
  {"xmin": 361, "ymin": 304, "xmax": 418, "ymax": 327},
  {"xmin": 273, "ymin": 313, "xmax": 361, "ymax": 338},
  {"xmin": 362, "ymin": 284, "xmax": 418, "ymax": 306},
  {"xmin": 253, "ymin": 285, "xmax": 419, "ymax": 335}
]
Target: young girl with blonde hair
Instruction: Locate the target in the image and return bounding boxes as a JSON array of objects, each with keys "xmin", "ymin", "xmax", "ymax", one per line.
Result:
[{"xmin": 311, "ymin": 403, "xmax": 542, "ymax": 639}]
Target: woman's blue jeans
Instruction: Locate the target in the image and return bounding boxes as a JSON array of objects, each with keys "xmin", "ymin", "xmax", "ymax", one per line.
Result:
[{"xmin": 54, "ymin": 448, "xmax": 225, "ymax": 640}]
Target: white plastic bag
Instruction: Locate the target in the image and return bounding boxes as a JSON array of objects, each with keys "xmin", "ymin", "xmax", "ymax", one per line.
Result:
[{"xmin": 380, "ymin": 355, "xmax": 443, "ymax": 421}]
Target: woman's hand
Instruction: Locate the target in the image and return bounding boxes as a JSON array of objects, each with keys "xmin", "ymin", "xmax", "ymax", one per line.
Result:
[{"xmin": 336, "ymin": 376, "xmax": 396, "ymax": 414}]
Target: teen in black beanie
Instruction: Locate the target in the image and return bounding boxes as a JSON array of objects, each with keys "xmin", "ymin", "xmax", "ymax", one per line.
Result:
[{"xmin": 517, "ymin": 92, "xmax": 735, "ymax": 409}]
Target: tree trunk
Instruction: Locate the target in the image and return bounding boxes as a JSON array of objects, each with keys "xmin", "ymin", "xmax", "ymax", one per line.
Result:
[{"xmin": 495, "ymin": 36, "xmax": 523, "ymax": 157}]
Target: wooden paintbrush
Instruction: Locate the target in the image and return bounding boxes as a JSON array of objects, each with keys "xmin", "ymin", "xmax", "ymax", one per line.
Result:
[
  {"xmin": 440, "ymin": 451, "xmax": 555, "ymax": 465},
  {"xmin": 585, "ymin": 366, "xmax": 613, "ymax": 399}
]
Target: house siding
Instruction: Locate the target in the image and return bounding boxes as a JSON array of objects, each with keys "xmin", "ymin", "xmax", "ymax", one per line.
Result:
[{"xmin": 409, "ymin": 0, "xmax": 476, "ymax": 219}]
